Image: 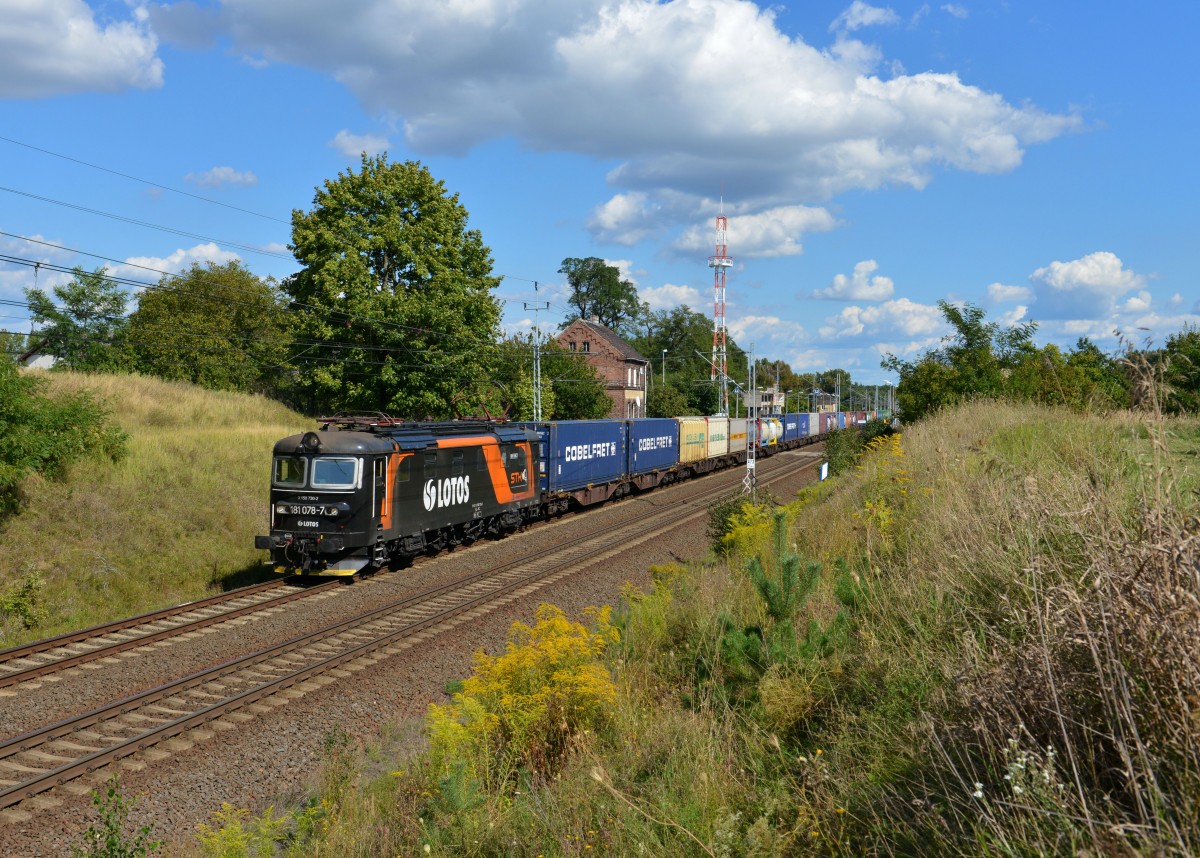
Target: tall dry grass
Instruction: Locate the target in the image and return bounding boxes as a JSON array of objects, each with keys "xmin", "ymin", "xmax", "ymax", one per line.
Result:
[{"xmin": 0, "ymin": 371, "xmax": 308, "ymax": 645}]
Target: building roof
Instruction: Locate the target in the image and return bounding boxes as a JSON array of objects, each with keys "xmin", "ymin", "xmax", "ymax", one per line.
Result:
[{"xmin": 560, "ymin": 318, "xmax": 648, "ymax": 363}]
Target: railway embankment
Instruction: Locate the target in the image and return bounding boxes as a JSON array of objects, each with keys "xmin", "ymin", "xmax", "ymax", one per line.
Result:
[
  {"xmin": 0, "ymin": 371, "xmax": 309, "ymax": 648},
  {"xmin": 198, "ymin": 400, "xmax": 1199, "ymax": 857}
]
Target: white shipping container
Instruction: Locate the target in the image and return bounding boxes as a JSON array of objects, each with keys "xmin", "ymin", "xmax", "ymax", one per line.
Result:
[
  {"xmin": 728, "ymin": 418, "xmax": 748, "ymax": 453},
  {"xmin": 706, "ymin": 416, "xmax": 730, "ymax": 458}
]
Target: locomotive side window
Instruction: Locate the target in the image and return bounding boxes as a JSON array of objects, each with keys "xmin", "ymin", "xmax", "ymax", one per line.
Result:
[
  {"xmin": 374, "ymin": 458, "xmax": 386, "ymax": 487},
  {"xmin": 424, "ymin": 452, "xmax": 437, "ymax": 471},
  {"xmin": 502, "ymin": 444, "xmax": 528, "ymax": 491},
  {"xmin": 452, "ymin": 450, "xmax": 464, "ymax": 476},
  {"xmin": 273, "ymin": 456, "xmax": 306, "ymax": 486},
  {"xmin": 311, "ymin": 457, "xmax": 360, "ymax": 489}
]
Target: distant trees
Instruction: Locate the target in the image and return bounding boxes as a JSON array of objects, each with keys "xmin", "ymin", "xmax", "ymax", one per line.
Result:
[
  {"xmin": 285, "ymin": 154, "xmax": 502, "ymax": 418},
  {"xmin": 25, "ymin": 267, "xmax": 131, "ymax": 372},
  {"xmin": 558, "ymin": 257, "xmax": 642, "ymax": 332},
  {"xmin": 630, "ymin": 305, "xmax": 748, "ymax": 416},
  {"xmin": 882, "ymin": 302, "xmax": 1145, "ymax": 421},
  {"xmin": 128, "ymin": 261, "xmax": 290, "ymax": 393}
]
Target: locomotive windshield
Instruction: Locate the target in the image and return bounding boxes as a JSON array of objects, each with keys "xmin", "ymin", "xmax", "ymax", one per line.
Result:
[
  {"xmin": 273, "ymin": 456, "xmax": 306, "ymax": 486},
  {"xmin": 311, "ymin": 456, "xmax": 360, "ymax": 489}
]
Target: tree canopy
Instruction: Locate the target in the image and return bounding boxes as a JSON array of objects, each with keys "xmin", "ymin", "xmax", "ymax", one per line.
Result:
[
  {"xmin": 629, "ymin": 305, "xmax": 748, "ymax": 415},
  {"xmin": 285, "ymin": 154, "xmax": 502, "ymax": 417},
  {"xmin": 558, "ymin": 257, "xmax": 642, "ymax": 333},
  {"xmin": 25, "ymin": 267, "xmax": 130, "ymax": 372},
  {"xmin": 128, "ymin": 261, "xmax": 290, "ymax": 393}
]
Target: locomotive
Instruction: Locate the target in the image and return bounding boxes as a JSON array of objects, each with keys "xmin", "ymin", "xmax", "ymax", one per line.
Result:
[
  {"xmin": 256, "ymin": 416, "xmax": 539, "ymax": 575},
  {"xmin": 257, "ymin": 409, "xmax": 886, "ymax": 576}
]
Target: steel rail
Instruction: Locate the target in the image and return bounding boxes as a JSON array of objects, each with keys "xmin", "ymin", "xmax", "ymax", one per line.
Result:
[
  {"xmin": 0, "ymin": 450, "xmax": 820, "ymax": 811},
  {"xmin": 0, "ymin": 580, "xmax": 342, "ymax": 689}
]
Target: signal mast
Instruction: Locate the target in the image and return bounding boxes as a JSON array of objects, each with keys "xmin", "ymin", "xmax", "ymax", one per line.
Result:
[{"xmin": 708, "ymin": 202, "xmax": 733, "ymax": 416}]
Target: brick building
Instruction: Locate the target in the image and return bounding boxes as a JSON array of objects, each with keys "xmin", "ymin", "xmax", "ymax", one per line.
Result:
[{"xmin": 556, "ymin": 317, "xmax": 649, "ymax": 418}]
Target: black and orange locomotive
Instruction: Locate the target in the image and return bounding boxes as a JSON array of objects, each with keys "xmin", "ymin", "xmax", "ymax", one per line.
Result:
[{"xmin": 256, "ymin": 416, "xmax": 539, "ymax": 575}]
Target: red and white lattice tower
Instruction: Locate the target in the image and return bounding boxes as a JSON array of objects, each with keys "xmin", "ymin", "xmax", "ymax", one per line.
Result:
[{"xmin": 708, "ymin": 204, "xmax": 733, "ymax": 416}]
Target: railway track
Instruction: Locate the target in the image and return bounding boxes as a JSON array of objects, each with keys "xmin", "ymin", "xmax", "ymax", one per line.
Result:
[
  {"xmin": 0, "ymin": 578, "xmax": 342, "ymax": 690},
  {"xmin": 0, "ymin": 450, "xmax": 820, "ymax": 814}
]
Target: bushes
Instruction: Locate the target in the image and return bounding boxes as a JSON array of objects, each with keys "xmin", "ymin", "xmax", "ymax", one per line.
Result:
[
  {"xmin": 0, "ymin": 360, "xmax": 126, "ymax": 515},
  {"xmin": 426, "ymin": 604, "xmax": 619, "ymax": 792}
]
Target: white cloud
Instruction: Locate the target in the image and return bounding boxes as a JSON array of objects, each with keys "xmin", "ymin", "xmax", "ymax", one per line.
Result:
[
  {"xmin": 0, "ymin": 0, "xmax": 163, "ymax": 97},
  {"xmin": 997, "ymin": 305, "xmax": 1029, "ymax": 327},
  {"xmin": 813, "ymin": 259, "xmax": 894, "ymax": 301},
  {"xmin": 673, "ymin": 205, "xmax": 838, "ymax": 259},
  {"xmin": 329, "ymin": 130, "xmax": 392, "ymax": 158},
  {"xmin": 184, "ymin": 166, "xmax": 259, "ymax": 187},
  {"xmin": 986, "ymin": 282, "xmax": 1033, "ymax": 303},
  {"xmin": 1029, "ymin": 251, "xmax": 1147, "ymax": 319},
  {"xmin": 728, "ymin": 314, "xmax": 807, "ymax": 348},
  {"xmin": 830, "ymin": 2, "xmax": 900, "ymax": 33},
  {"xmin": 1122, "ymin": 290, "xmax": 1152, "ymax": 313},
  {"xmin": 199, "ymin": 0, "xmax": 1077, "ymax": 236},
  {"xmin": 818, "ymin": 297, "xmax": 944, "ymax": 340},
  {"xmin": 941, "ymin": 4, "xmax": 968, "ymax": 19},
  {"xmin": 112, "ymin": 243, "xmax": 242, "ymax": 283},
  {"xmin": 641, "ymin": 283, "xmax": 704, "ymax": 310}
]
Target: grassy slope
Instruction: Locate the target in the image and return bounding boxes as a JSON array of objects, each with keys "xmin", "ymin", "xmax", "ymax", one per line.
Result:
[
  {"xmin": 250, "ymin": 400, "xmax": 1200, "ymax": 857},
  {"xmin": 0, "ymin": 371, "xmax": 309, "ymax": 646}
]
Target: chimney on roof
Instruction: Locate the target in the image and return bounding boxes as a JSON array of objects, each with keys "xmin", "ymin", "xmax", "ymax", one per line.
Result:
[{"xmin": 589, "ymin": 315, "xmax": 600, "ymax": 324}]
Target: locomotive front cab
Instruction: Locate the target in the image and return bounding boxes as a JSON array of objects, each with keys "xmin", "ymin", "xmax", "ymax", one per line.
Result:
[{"xmin": 257, "ymin": 430, "xmax": 395, "ymax": 575}]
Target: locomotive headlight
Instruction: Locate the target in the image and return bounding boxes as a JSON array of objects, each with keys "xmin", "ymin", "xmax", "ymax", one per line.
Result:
[
  {"xmin": 274, "ymin": 503, "xmax": 291, "ymax": 516},
  {"xmin": 321, "ymin": 505, "xmax": 340, "ymax": 517}
]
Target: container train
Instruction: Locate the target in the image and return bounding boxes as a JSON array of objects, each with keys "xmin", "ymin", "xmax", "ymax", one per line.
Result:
[{"xmin": 256, "ymin": 410, "xmax": 886, "ymax": 576}]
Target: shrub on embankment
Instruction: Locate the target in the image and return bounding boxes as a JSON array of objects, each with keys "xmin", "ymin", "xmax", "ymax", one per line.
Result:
[
  {"xmin": 0, "ymin": 370, "xmax": 308, "ymax": 646},
  {"xmin": 180, "ymin": 399, "xmax": 1200, "ymax": 855}
]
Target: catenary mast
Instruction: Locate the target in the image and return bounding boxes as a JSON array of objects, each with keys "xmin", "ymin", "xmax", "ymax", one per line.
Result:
[{"xmin": 708, "ymin": 202, "xmax": 732, "ymax": 416}]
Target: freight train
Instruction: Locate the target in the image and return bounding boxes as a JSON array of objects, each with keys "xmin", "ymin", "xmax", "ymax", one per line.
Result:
[{"xmin": 255, "ymin": 410, "xmax": 886, "ymax": 576}]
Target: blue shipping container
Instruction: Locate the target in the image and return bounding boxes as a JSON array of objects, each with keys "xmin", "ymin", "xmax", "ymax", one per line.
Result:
[
  {"xmin": 796, "ymin": 413, "xmax": 810, "ymax": 437},
  {"xmin": 626, "ymin": 418, "xmax": 679, "ymax": 475},
  {"xmin": 781, "ymin": 413, "xmax": 801, "ymax": 443},
  {"xmin": 520, "ymin": 420, "xmax": 627, "ymax": 493},
  {"xmin": 837, "ymin": 413, "xmax": 847, "ymax": 429}
]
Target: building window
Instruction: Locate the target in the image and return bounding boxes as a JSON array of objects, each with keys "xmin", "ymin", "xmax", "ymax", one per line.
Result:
[
  {"xmin": 582, "ymin": 341, "xmax": 590, "ymax": 353},
  {"xmin": 569, "ymin": 341, "xmax": 576, "ymax": 351}
]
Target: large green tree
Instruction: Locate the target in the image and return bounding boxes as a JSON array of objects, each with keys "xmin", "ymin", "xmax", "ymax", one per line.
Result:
[
  {"xmin": 558, "ymin": 257, "xmax": 642, "ymax": 332},
  {"xmin": 25, "ymin": 267, "xmax": 131, "ymax": 372},
  {"xmin": 128, "ymin": 261, "xmax": 290, "ymax": 393},
  {"xmin": 285, "ymin": 155, "xmax": 502, "ymax": 417}
]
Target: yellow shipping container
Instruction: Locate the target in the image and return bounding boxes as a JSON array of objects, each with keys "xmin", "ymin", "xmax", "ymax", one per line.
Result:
[{"xmin": 678, "ymin": 416, "xmax": 708, "ymax": 464}]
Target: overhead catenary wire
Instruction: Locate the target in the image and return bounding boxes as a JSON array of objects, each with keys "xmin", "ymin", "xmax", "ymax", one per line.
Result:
[
  {"xmin": 0, "ymin": 133, "xmax": 291, "ymax": 225},
  {"xmin": 0, "ymin": 186, "xmax": 294, "ymax": 261}
]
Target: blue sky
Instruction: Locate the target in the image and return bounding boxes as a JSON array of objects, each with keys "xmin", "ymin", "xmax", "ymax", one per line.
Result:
[{"xmin": 2, "ymin": 0, "xmax": 1196, "ymax": 385}]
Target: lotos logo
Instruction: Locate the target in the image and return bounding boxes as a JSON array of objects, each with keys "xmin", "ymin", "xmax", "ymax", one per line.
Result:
[{"xmin": 422, "ymin": 476, "xmax": 471, "ymax": 511}]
